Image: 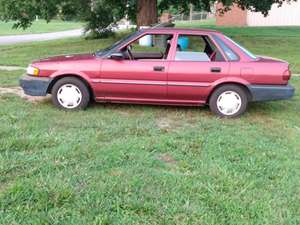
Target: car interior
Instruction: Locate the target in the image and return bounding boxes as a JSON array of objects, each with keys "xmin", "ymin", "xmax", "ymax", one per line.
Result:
[
  {"xmin": 120, "ymin": 34, "xmax": 225, "ymax": 62},
  {"xmin": 174, "ymin": 35, "xmax": 225, "ymax": 62},
  {"xmin": 120, "ymin": 34, "xmax": 172, "ymax": 60}
]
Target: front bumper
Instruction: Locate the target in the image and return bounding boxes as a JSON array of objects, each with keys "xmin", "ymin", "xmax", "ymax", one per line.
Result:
[
  {"xmin": 20, "ymin": 75, "xmax": 52, "ymax": 96},
  {"xmin": 248, "ymin": 84, "xmax": 295, "ymax": 102}
]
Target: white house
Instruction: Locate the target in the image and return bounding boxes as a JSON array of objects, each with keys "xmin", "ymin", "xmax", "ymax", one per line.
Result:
[{"xmin": 217, "ymin": 1, "xmax": 300, "ymax": 26}]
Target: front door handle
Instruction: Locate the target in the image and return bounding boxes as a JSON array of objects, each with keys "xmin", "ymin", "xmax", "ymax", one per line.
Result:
[
  {"xmin": 153, "ymin": 66, "xmax": 165, "ymax": 72},
  {"xmin": 211, "ymin": 67, "xmax": 221, "ymax": 73}
]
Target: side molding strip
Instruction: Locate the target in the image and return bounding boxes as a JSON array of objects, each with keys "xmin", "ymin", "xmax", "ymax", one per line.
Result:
[{"xmin": 91, "ymin": 79, "xmax": 210, "ymax": 87}]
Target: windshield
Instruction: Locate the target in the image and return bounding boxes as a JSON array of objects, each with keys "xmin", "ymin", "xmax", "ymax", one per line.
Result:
[
  {"xmin": 224, "ymin": 36, "xmax": 257, "ymax": 60},
  {"xmin": 95, "ymin": 31, "xmax": 140, "ymax": 56}
]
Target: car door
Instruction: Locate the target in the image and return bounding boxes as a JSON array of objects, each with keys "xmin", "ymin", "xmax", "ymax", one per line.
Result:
[
  {"xmin": 167, "ymin": 33, "xmax": 230, "ymax": 104},
  {"xmin": 98, "ymin": 33, "xmax": 174, "ymax": 102}
]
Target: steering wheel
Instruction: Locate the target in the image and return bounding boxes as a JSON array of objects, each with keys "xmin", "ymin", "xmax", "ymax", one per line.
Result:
[{"xmin": 126, "ymin": 45, "xmax": 134, "ymax": 60}]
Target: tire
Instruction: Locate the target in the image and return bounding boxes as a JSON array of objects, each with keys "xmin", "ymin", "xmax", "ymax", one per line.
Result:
[
  {"xmin": 51, "ymin": 77, "xmax": 90, "ymax": 110},
  {"xmin": 209, "ymin": 84, "xmax": 248, "ymax": 118}
]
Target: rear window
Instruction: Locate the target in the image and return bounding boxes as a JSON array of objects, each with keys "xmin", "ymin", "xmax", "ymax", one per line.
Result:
[
  {"xmin": 213, "ymin": 35, "xmax": 239, "ymax": 61},
  {"xmin": 224, "ymin": 36, "xmax": 257, "ymax": 60}
]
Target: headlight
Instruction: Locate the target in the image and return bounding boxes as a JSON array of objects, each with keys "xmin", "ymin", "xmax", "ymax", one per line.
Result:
[{"xmin": 26, "ymin": 65, "xmax": 40, "ymax": 76}]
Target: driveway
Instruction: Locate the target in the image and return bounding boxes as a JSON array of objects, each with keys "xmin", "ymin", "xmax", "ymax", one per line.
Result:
[{"xmin": 0, "ymin": 29, "xmax": 83, "ymax": 45}]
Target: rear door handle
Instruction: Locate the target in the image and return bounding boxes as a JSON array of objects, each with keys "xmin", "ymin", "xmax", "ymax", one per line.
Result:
[
  {"xmin": 211, "ymin": 67, "xmax": 221, "ymax": 73},
  {"xmin": 153, "ymin": 66, "xmax": 165, "ymax": 72}
]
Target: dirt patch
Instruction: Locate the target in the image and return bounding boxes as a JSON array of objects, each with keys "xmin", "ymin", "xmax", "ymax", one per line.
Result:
[
  {"xmin": 156, "ymin": 117, "xmax": 174, "ymax": 130},
  {"xmin": 0, "ymin": 66, "xmax": 25, "ymax": 71},
  {"xmin": 110, "ymin": 169, "xmax": 123, "ymax": 177},
  {"xmin": 156, "ymin": 116, "xmax": 188, "ymax": 132},
  {"xmin": 0, "ymin": 87, "xmax": 50, "ymax": 103},
  {"xmin": 118, "ymin": 111, "xmax": 131, "ymax": 117},
  {"xmin": 157, "ymin": 153, "xmax": 177, "ymax": 165}
]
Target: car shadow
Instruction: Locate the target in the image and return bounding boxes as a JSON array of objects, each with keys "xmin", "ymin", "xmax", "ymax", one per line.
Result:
[
  {"xmin": 37, "ymin": 96, "xmax": 293, "ymax": 119},
  {"xmin": 88, "ymin": 101, "xmax": 210, "ymax": 113}
]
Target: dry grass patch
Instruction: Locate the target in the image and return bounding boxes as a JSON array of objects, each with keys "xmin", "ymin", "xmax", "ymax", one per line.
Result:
[
  {"xmin": 0, "ymin": 86, "xmax": 50, "ymax": 103},
  {"xmin": 157, "ymin": 153, "xmax": 177, "ymax": 165}
]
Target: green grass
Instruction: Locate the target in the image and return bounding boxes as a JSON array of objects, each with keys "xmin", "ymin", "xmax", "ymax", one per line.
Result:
[
  {"xmin": 0, "ymin": 35, "xmax": 127, "ymax": 67},
  {"xmin": 0, "ymin": 70, "xmax": 24, "ymax": 87},
  {"xmin": 0, "ymin": 20, "xmax": 84, "ymax": 36},
  {"xmin": 0, "ymin": 74, "xmax": 299, "ymax": 224},
  {"xmin": 0, "ymin": 25, "xmax": 300, "ymax": 224},
  {"xmin": 0, "ymin": 38, "xmax": 103, "ymax": 67}
]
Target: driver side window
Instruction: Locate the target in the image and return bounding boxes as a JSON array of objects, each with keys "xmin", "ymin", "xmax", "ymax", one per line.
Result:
[{"xmin": 122, "ymin": 34, "xmax": 174, "ymax": 60}]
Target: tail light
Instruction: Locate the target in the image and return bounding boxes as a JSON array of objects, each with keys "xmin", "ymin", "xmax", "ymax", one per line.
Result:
[{"xmin": 283, "ymin": 67, "xmax": 291, "ymax": 81}]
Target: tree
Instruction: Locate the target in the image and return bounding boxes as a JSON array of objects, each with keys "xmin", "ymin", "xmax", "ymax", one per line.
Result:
[
  {"xmin": 137, "ymin": 0, "xmax": 158, "ymax": 27},
  {"xmin": 0, "ymin": 0, "xmax": 129, "ymax": 37},
  {"xmin": 0, "ymin": 0, "xmax": 294, "ymax": 32}
]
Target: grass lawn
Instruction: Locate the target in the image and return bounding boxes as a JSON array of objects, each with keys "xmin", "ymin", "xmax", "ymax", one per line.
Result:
[
  {"xmin": 0, "ymin": 20, "xmax": 84, "ymax": 36},
  {"xmin": 0, "ymin": 72, "xmax": 299, "ymax": 224},
  {"xmin": 0, "ymin": 70, "xmax": 23, "ymax": 87},
  {"xmin": 0, "ymin": 26, "xmax": 300, "ymax": 224}
]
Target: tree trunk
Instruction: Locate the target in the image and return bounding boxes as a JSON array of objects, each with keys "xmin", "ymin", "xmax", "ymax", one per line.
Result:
[{"xmin": 137, "ymin": 0, "xmax": 158, "ymax": 28}]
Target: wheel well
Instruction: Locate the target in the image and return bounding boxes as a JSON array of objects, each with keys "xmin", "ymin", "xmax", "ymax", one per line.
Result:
[
  {"xmin": 207, "ymin": 82, "xmax": 252, "ymax": 103},
  {"xmin": 47, "ymin": 75, "xmax": 94, "ymax": 99}
]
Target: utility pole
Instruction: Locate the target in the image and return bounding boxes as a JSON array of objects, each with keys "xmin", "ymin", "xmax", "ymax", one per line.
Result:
[
  {"xmin": 90, "ymin": 0, "xmax": 96, "ymax": 12},
  {"xmin": 189, "ymin": 4, "xmax": 194, "ymax": 22}
]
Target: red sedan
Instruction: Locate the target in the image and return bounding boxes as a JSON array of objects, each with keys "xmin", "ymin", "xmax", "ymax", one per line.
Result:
[{"xmin": 20, "ymin": 27, "xmax": 294, "ymax": 117}]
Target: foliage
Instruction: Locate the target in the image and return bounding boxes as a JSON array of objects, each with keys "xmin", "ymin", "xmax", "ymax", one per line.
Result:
[
  {"xmin": 0, "ymin": 0, "xmax": 294, "ymax": 32},
  {"xmin": 159, "ymin": 0, "xmax": 211, "ymax": 14},
  {"xmin": 0, "ymin": 0, "xmax": 60, "ymax": 29},
  {"xmin": 83, "ymin": 0, "xmax": 126, "ymax": 38},
  {"xmin": 0, "ymin": 0, "xmax": 127, "ymax": 37}
]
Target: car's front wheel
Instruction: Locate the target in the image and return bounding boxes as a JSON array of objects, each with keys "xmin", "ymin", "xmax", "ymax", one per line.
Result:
[
  {"xmin": 209, "ymin": 84, "xmax": 248, "ymax": 118},
  {"xmin": 51, "ymin": 77, "xmax": 90, "ymax": 110}
]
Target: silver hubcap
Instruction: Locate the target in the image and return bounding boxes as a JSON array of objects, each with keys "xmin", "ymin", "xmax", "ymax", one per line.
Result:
[
  {"xmin": 217, "ymin": 91, "xmax": 242, "ymax": 116},
  {"xmin": 57, "ymin": 84, "xmax": 82, "ymax": 109}
]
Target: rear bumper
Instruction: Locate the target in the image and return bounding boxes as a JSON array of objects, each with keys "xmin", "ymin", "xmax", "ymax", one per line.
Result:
[
  {"xmin": 20, "ymin": 75, "xmax": 52, "ymax": 96},
  {"xmin": 248, "ymin": 84, "xmax": 295, "ymax": 102}
]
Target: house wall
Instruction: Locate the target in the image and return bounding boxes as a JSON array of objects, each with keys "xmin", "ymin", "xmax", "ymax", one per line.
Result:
[
  {"xmin": 247, "ymin": 1, "xmax": 300, "ymax": 26},
  {"xmin": 216, "ymin": 3, "xmax": 247, "ymax": 27}
]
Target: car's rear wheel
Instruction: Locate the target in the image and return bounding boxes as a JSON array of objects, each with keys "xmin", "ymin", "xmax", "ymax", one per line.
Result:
[
  {"xmin": 209, "ymin": 84, "xmax": 248, "ymax": 118},
  {"xmin": 51, "ymin": 77, "xmax": 90, "ymax": 110}
]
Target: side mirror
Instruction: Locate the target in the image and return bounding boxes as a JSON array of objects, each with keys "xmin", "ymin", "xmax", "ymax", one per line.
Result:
[{"xmin": 110, "ymin": 52, "xmax": 124, "ymax": 60}]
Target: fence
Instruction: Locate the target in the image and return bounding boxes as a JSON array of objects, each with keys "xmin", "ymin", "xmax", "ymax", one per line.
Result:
[{"xmin": 173, "ymin": 12, "xmax": 214, "ymax": 22}]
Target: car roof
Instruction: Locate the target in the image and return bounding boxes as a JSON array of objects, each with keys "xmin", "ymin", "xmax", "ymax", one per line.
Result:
[{"xmin": 141, "ymin": 27, "xmax": 221, "ymax": 34}]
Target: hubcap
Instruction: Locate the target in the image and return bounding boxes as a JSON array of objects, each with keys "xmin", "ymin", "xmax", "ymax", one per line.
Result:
[
  {"xmin": 57, "ymin": 84, "xmax": 82, "ymax": 109},
  {"xmin": 216, "ymin": 91, "xmax": 242, "ymax": 116}
]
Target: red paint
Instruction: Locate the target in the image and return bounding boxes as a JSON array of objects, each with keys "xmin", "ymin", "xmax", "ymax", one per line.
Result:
[{"xmin": 30, "ymin": 28, "xmax": 292, "ymax": 106}]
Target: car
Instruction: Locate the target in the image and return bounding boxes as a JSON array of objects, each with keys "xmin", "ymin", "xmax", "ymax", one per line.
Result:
[{"xmin": 20, "ymin": 27, "xmax": 295, "ymax": 117}]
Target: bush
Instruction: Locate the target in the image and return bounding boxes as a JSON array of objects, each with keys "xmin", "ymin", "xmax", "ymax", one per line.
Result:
[{"xmin": 83, "ymin": 0, "xmax": 127, "ymax": 39}]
